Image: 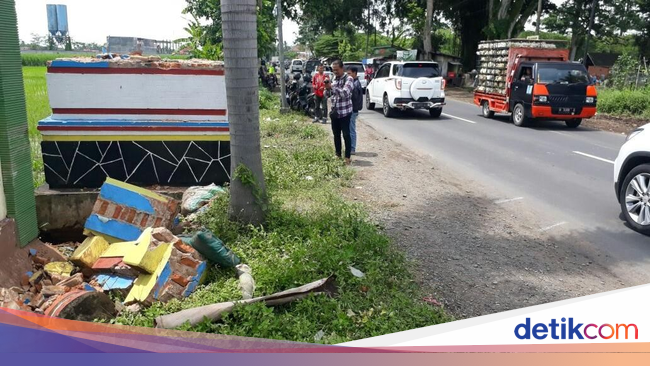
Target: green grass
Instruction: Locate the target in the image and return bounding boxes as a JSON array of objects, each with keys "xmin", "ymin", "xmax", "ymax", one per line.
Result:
[
  {"xmin": 598, "ymin": 87, "xmax": 650, "ymax": 119},
  {"xmin": 21, "ymin": 53, "xmax": 94, "ymax": 66},
  {"xmin": 113, "ymin": 90, "xmax": 452, "ymax": 343},
  {"xmin": 23, "ymin": 66, "xmax": 49, "ymax": 187}
]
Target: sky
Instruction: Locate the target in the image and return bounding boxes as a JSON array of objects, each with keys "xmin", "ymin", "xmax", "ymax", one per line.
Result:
[{"xmin": 14, "ymin": 0, "xmax": 299, "ymax": 45}]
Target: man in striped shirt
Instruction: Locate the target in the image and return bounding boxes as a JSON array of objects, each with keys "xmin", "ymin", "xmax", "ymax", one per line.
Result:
[{"xmin": 325, "ymin": 59, "xmax": 354, "ymax": 165}]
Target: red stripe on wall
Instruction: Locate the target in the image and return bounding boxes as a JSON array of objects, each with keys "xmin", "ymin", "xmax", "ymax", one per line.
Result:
[
  {"xmin": 52, "ymin": 108, "xmax": 227, "ymax": 116},
  {"xmin": 37, "ymin": 126, "xmax": 230, "ymax": 132},
  {"xmin": 47, "ymin": 67, "xmax": 224, "ymax": 76}
]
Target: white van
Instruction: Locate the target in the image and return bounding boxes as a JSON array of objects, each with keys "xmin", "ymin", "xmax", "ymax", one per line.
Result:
[{"xmin": 291, "ymin": 59, "xmax": 304, "ymax": 73}]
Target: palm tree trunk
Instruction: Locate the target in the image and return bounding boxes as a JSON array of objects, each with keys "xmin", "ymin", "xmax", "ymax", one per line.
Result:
[
  {"xmin": 221, "ymin": 0, "xmax": 267, "ymax": 225},
  {"xmin": 423, "ymin": 0, "xmax": 434, "ymax": 60}
]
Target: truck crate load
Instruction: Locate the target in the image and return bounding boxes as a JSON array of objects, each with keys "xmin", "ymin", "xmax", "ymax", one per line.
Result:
[{"xmin": 474, "ymin": 39, "xmax": 597, "ymax": 128}]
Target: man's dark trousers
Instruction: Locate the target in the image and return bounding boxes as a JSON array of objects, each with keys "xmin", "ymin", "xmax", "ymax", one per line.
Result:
[{"xmin": 331, "ymin": 113, "xmax": 352, "ymax": 158}]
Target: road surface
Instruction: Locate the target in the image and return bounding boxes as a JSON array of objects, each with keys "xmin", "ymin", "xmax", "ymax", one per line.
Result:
[{"xmin": 358, "ymin": 98, "xmax": 650, "ymax": 285}]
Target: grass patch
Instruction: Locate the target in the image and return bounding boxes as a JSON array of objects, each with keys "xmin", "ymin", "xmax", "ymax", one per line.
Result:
[
  {"xmin": 113, "ymin": 93, "xmax": 451, "ymax": 343},
  {"xmin": 598, "ymin": 87, "xmax": 650, "ymax": 119},
  {"xmin": 23, "ymin": 66, "xmax": 49, "ymax": 187},
  {"xmin": 21, "ymin": 53, "xmax": 94, "ymax": 66}
]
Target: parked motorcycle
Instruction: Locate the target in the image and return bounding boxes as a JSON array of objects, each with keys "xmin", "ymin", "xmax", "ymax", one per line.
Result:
[{"xmin": 264, "ymin": 73, "xmax": 278, "ymax": 91}]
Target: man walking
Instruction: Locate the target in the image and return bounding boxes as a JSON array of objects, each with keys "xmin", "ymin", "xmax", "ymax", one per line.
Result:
[
  {"xmin": 347, "ymin": 66, "xmax": 363, "ymax": 155},
  {"xmin": 325, "ymin": 60, "xmax": 354, "ymax": 165},
  {"xmin": 312, "ymin": 64, "xmax": 329, "ymax": 124}
]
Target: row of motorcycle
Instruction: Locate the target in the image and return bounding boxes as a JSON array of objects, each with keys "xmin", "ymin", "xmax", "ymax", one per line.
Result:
[{"xmin": 285, "ymin": 72, "xmax": 317, "ymax": 117}]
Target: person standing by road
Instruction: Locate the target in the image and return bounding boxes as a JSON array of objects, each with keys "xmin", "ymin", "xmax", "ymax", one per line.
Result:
[
  {"xmin": 347, "ymin": 66, "xmax": 363, "ymax": 155},
  {"xmin": 312, "ymin": 64, "xmax": 329, "ymax": 123},
  {"xmin": 325, "ymin": 60, "xmax": 354, "ymax": 165}
]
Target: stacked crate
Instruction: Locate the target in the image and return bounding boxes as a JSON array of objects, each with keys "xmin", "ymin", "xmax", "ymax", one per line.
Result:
[{"xmin": 475, "ymin": 39, "xmax": 562, "ymax": 95}]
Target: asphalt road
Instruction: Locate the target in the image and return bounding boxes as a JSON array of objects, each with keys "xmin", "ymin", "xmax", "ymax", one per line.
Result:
[{"xmin": 358, "ymin": 98, "xmax": 650, "ymax": 284}]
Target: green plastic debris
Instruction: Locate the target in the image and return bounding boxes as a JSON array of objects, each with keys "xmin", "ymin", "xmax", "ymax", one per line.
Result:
[{"xmin": 180, "ymin": 230, "xmax": 240, "ymax": 268}]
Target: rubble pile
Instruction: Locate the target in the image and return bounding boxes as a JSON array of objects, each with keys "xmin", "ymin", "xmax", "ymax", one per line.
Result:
[
  {"xmin": 475, "ymin": 39, "xmax": 562, "ymax": 95},
  {"xmin": 1, "ymin": 178, "xmax": 239, "ymax": 322},
  {"xmin": 47, "ymin": 56, "xmax": 224, "ymax": 71}
]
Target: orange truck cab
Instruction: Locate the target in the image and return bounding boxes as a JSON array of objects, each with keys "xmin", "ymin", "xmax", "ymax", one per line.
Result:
[{"xmin": 474, "ymin": 46, "xmax": 597, "ymax": 128}]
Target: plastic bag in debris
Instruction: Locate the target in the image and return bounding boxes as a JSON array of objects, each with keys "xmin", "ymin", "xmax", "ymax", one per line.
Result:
[
  {"xmin": 180, "ymin": 230, "xmax": 240, "ymax": 268},
  {"xmin": 235, "ymin": 264, "xmax": 255, "ymax": 299},
  {"xmin": 181, "ymin": 184, "xmax": 225, "ymax": 215}
]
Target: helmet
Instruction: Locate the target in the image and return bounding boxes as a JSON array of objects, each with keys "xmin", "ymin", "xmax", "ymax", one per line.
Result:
[{"xmin": 293, "ymin": 73, "xmax": 301, "ymax": 81}]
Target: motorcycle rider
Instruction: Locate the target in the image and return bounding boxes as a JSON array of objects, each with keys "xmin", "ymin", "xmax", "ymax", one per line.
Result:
[{"xmin": 312, "ymin": 64, "xmax": 329, "ymax": 124}]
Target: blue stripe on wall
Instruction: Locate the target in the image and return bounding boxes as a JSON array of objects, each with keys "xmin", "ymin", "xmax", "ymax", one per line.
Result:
[
  {"xmin": 50, "ymin": 60, "xmax": 109, "ymax": 68},
  {"xmin": 39, "ymin": 116, "xmax": 229, "ymax": 127},
  {"xmin": 99, "ymin": 183, "xmax": 155, "ymax": 214},
  {"xmin": 84, "ymin": 214, "xmax": 143, "ymax": 241}
]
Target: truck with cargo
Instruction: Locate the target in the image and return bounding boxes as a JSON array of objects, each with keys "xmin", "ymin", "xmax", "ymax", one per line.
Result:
[{"xmin": 474, "ymin": 39, "xmax": 597, "ymax": 128}]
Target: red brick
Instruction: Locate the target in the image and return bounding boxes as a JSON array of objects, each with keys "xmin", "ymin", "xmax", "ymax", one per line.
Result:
[
  {"xmin": 126, "ymin": 209, "xmax": 136, "ymax": 223},
  {"xmin": 170, "ymin": 273, "xmax": 190, "ymax": 287},
  {"xmin": 154, "ymin": 217, "xmax": 162, "ymax": 227},
  {"xmin": 120, "ymin": 207, "xmax": 130, "ymax": 221},
  {"xmin": 112, "ymin": 205, "xmax": 123, "ymax": 219},
  {"xmin": 173, "ymin": 239, "xmax": 195, "ymax": 254},
  {"xmin": 98, "ymin": 200, "xmax": 110, "ymax": 215},
  {"xmin": 179, "ymin": 257, "xmax": 200, "ymax": 269},
  {"xmin": 157, "ymin": 281, "xmax": 185, "ymax": 303},
  {"xmin": 140, "ymin": 214, "xmax": 149, "ymax": 227}
]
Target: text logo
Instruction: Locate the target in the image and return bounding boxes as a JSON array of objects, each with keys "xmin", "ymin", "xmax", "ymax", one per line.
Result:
[{"xmin": 515, "ymin": 318, "xmax": 638, "ymax": 340}]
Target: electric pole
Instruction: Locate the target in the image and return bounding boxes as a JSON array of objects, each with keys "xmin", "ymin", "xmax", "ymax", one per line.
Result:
[
  {"xmin": 536, "ymin": 0, "xmax": 542, "ymax": 35},
  {"xmin": 276, "ymin": 0, "xmax": 288, "ymax": 111},
  {"xmin": 583, "ymin": 0, "xmax": 597, "ymax": 66}
]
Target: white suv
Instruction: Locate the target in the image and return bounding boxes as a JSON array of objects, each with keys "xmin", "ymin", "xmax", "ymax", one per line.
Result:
[
  {"xmin": 291, "ymin": 59, "xmax": 304, "ymax": 73},
  {"xmin": 615, "ymin": 123, "xmax": 650, "ymax": 235},
  {"xmin": 366, "ymin": 61, "xmax": 445, "ymax": 118}
]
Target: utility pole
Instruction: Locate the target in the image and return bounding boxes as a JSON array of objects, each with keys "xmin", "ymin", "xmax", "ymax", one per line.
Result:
[
  {"xmin": 583, "ymin": 0, "xmax": 597, "ymax": 66},
  {"xmin": 535, "ymin": 0, "xmax": 542, "ymax": 35},
  {"xmin": 276, "ymin": 0, "xmax": 288, "ymax": 111},
  {"xmin": 365, "ymin": 1, "xmax": 370, "ymax": 58}
]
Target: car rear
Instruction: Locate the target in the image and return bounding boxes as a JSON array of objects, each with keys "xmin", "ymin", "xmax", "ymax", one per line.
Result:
[{"xmin": 392, "ymin": 62, "xmax": 445, "ymax": 110}]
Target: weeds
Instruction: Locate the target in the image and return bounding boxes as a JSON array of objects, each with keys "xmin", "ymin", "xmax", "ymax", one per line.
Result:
[{"xmin": 598, "ymin": 88, "xmax": 650, "ymax": 119}]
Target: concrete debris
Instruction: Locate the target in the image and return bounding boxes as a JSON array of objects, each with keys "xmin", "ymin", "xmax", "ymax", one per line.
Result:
[
  {"xmin": 83, "ymin": 178, "xmax": 179, "ymax": 243},
  {"xmin": 44, "ymin": 261, "xmax": 74, "ymax": 277},
  {"xmin": 56, "ymin": 273, "xmax": 83, "ymax": 288}
]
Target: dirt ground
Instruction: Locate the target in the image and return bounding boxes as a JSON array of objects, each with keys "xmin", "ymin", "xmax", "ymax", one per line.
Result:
[
  {"xmin": 344, "ymin": 119, "xmax": 628, "ymax": 319},
  {"xmin": 444, "ymin": 87, "xmax": 646, "ymax": 135}
]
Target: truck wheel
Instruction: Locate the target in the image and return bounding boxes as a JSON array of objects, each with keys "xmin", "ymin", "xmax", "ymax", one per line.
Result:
[
  {"xmin": 565, "ymin": 119, "xmax": 582, "ymax": 128},
  {"xmin": 512, "ymin": 103, "xmax": 528, "ymax": 127},
  {"xmin": 429, "ymin": 107, "xmax": 442, "ymax": 118},
  {"xmin": 383, "ymin": 94, "xmax": 396, "ymax": 118},
  {"xmin": 366, "ymin": 91, "xmax": 375, "ymax": 110},
  {"xmin": 481, "ymin": 101, "xmax": 494, "ymax": 118}
]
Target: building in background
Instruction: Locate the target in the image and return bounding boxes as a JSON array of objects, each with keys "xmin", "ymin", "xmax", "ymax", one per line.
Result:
[
  {"xmin": 107, "ymin": 36, "xmax": 181, "ymax": 55},
  {"xmin": 585, "ymin": 52, "xmax": 621, "ymax": 77}
]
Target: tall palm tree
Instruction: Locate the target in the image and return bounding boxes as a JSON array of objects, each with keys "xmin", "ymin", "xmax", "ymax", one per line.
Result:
[{"xmin": 221, "ymin": 0, "xmax": 267, "ymax": 225}]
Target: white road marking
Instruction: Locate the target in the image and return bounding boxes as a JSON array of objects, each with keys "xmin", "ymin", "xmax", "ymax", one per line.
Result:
[
  {"xmin": 494, "ymin": 197, "xmax": 524, "ymax": 204},
  {"xmin": 442, "ymin": 113, "xmax": 477, "ymax": 124},
  {"xmin": 572, "ymin": 151, "xmax": 615, "ymax": 164},
  {"xmin": 549, "ymin": 131, "xmax": 619, "ymax": 151},
  {"xmin": 539, "ymin": 221, "xmax": 567, "ymax": 232}
]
